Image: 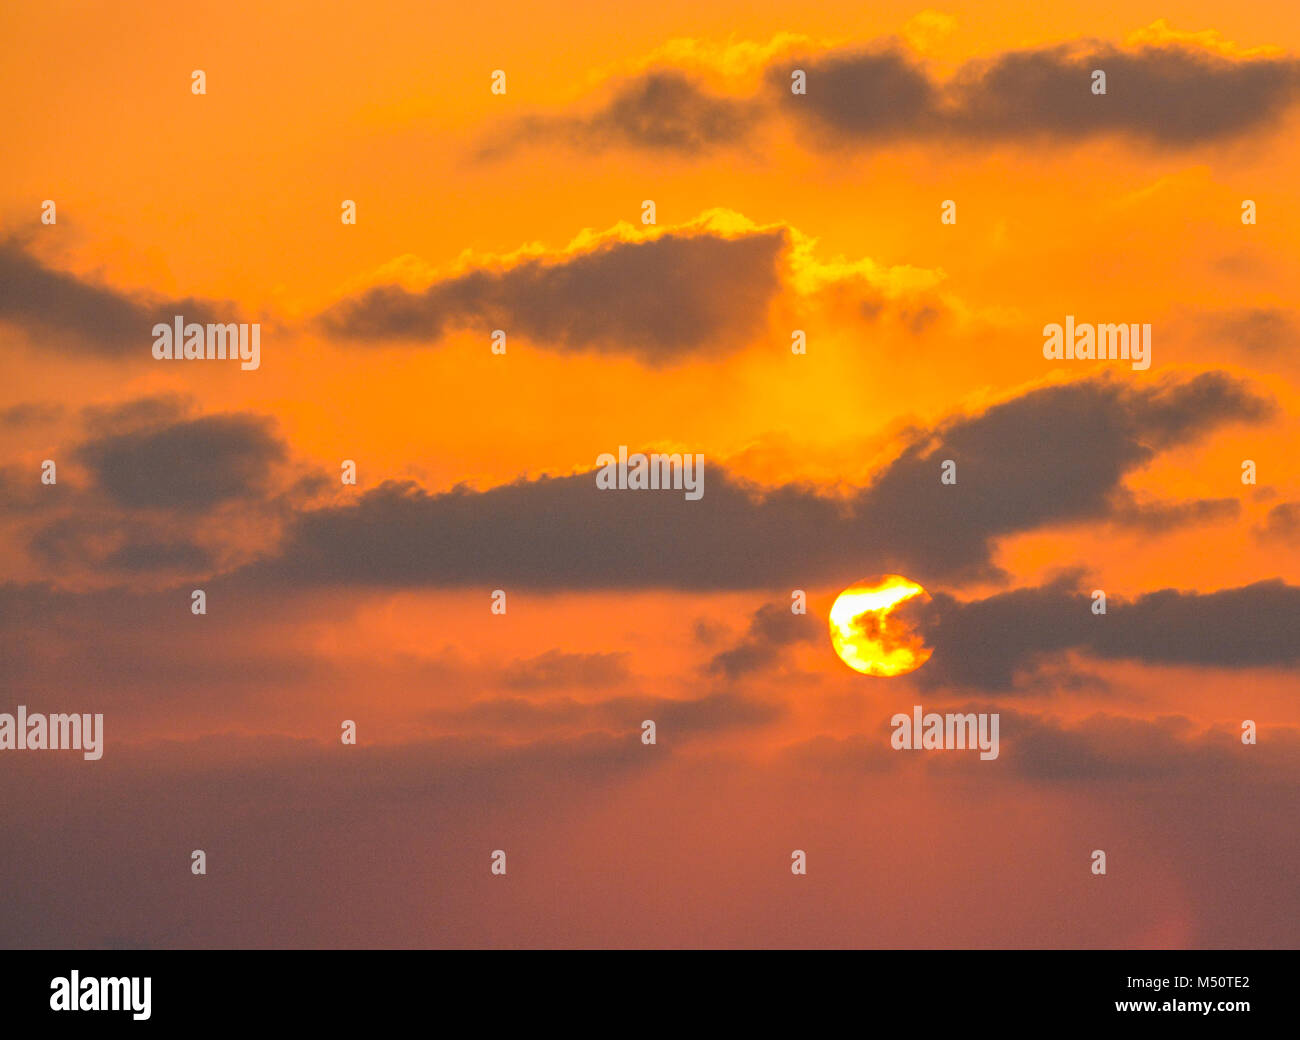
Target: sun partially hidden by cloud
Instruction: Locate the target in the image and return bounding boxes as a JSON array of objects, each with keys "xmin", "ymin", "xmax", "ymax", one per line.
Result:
[{"xmin": 829, "ymin": 574, "xmax": 933, "ymax": 676}]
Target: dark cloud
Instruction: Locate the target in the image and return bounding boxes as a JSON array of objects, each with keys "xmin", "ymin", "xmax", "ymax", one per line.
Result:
[
  {"xmin": 912, "ymin": 577, "xmax": 1300, "ymax": 690},
  {"xmin": 432, "ymin": 690, "xmax": 780, "ymax": 736},
  {"xmin": 318, "ymin": 228, "xmax": 787, "ymax": 364},
  {"xmin": 1204, "ymin": 307, "xmax": 1299, "ymax": 355},
  {"xmin": 0, "ymin": 577, "xmax": 779, "ymax": 746},
  {"xmin": 1108, "ymin": 493, "xmax": 1239, "ymax": 531},
  {"xmin": 0, "ymin": 401, "xmax": 64, "ymax": 427},
  {"xmin": 483, "ymin": 37, "xmax": 1300, "ymax": 155},
  {"xmin": 4, "ymin": 398, "xmax": 300, "ymax": 578},
  {"xmin": 484, "ymin": 70, "xmax": 760, "ymax": 155},
  {"xmin": 0, "ymin": 464, "xmax": 50, "ymax": 514},
  {"xmin": 502, "ymin": 650, "xmax": 631, "ymax": 690},
  {"xmin": 242, "ymin": 372, "xmax": 1272, "ymax": 590},
  {"xmin": 500, "ymin": 40, "xmax": 1300, "ymax": 155},
  {"xmin": 651, "ymin": 689, "xmax": 781, "ymax": 732},
  {"xmin": 1002, "ymin": 711, "xmax": 1300, "ymax": 783},
  {"xmin": 0, "ymin": 238, "xmax": 232, "ymax": 355},
  {"xmin": 27, "ymin": 515, "xmax": 214, "ymax": 576},
  {"xmin": 786, "ymin": 710, "xmax": 1300, "ymax": 785},
  {"xmin": 707, "ymin": 602, "xmax": 820, "ymax": 679},
  {"xmin": 938, "ymin": 43, "xmax": 1300, "ymax": 144},
  {"xmin": 771, "ymin": 46, "xmax": 939, "ymax": 140},
  {"xmin": 26, "ymin": 514, "xmax": 131, "ymax": 569},
  {"xmin": 773, "ymin": 41, "xmax": 1300, "ymax": 146},
  {"xmin": 77, "ymin": 413, "xmax": 286, "ymax": 511},
  {"xmin": 856, "ymin": 291, "xmax": 948, "ymax": 335},
  {"xmin": 103, "ymin": 538, "xmax": 215, "ymax": 573},
  {"xmin": 0, "ymin": 580, "xmax": 360, "ymax": 714},
  {"xmin": 1257, "ymin": 501, "xmax": 1300, "ymax": 541},
  {"xmin": 80, "ymin": 393, "xmax": 194, "ymax": 434}
]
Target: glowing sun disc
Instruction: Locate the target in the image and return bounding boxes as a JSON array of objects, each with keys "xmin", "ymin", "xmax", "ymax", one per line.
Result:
[{"xmin": 829, "ymin": 574, "xmax": 933, "ymax": 677}]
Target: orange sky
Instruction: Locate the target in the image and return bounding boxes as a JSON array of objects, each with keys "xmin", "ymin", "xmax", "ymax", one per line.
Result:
[{"xmin": 1, "ymin": 2, "xmax": 1298, "ymax": 948}]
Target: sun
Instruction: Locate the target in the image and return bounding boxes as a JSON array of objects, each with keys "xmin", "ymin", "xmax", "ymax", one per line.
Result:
[{"xmin": 829, "ymin": 574, "xmax": 933, "ymax": 677}]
